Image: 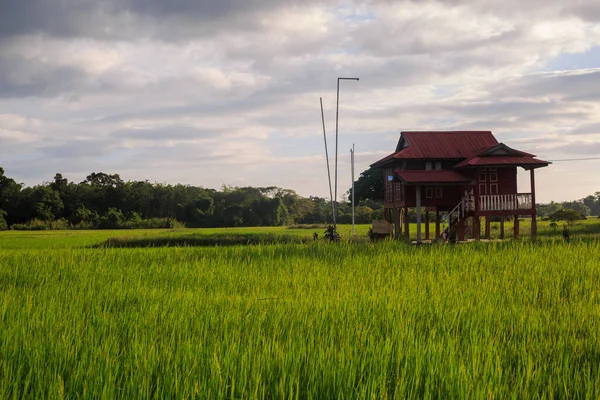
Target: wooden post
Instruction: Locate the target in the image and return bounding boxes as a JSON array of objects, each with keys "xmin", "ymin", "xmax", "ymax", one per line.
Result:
[
  {"xmin": 425, "ymin": 211, "xmax": 430, "ymax": 240},
  {"xmin": 514, "ymin": 215, "xmax": 520, "ymax": 239},
  {"xmin": 435, "ymin": 210, "xmax": 440, "ymax": 238},
  {"xmin": 500, "ymin": 216, "xmax": 505, "ymax": 239},
  {"xmin": 416, "ymin": 186, "xmax": 422, "ymax": 244},
  {"xmin": 392, "ymin": 208, "xmax": 401, "ymax": 239},
  {"xmin": 485, "ymin": 216, "xmax": 491, "ymax": 239},
  {"xmin": 473, "ymin": 217, "xmax": 480, "ymax": 241},
  {"xmin": 530, "ymin": 168, "xmax": 537, "ymax": 240},
  {"xmin": 404, "ymin": 207, "xmax": 410, "ymax": 240},
  {"xmin": 457, "ymin": 218, "xmax": 465, "ymax": 241}
]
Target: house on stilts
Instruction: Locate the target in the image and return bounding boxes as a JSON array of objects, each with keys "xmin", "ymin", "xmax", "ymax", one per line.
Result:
[{"xmin": 370, "ymin": 131, "xmax": 550, "ymax": 242}]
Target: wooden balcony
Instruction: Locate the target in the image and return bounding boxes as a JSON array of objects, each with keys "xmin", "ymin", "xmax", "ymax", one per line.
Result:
[{"xmin": 479, "ymin": 193, "xmax": 532, "ymax": 212}]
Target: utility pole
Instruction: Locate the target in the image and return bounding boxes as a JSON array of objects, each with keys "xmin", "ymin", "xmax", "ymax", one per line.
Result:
[
  {"xmin": 320, "ymin": 97, "xmax": 336, "ymax": 226},
  {"xmin": 334, "ymin": 77, "xmax": 359, "ymax": 229}
]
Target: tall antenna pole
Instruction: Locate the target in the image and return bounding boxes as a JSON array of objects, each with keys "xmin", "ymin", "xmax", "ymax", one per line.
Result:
[
  {"xmin": 320, "ymin": 98, "xmax": 336, "ymax": 226},
  {"xmin": 351, "ymin": 143, "xmax": 355, "ymax": 237},
  {"xmin": 334, "ymin": 77, "xmax": 359, "ymax": 229}
]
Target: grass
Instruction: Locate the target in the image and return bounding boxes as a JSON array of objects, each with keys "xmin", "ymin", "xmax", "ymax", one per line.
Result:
[{"xmin": 0, "ymin": 222, "xmax": 599, "ymax": 397}]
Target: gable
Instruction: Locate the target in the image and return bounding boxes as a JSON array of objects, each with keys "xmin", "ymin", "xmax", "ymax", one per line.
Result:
[{"xmin": 479, "ymin": 143, "xmax": 532, "ymax": 157}]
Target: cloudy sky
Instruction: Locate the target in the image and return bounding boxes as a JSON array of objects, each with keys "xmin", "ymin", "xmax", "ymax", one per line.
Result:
[{"xmin": 1, "ymin": 0, "xmax": 600, "ymax": 203}]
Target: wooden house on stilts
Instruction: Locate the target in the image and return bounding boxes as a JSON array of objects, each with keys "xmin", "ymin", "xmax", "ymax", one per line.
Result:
[{"xmin": 371, "ymin": 131, "xmax": 550, "ymax": 242}]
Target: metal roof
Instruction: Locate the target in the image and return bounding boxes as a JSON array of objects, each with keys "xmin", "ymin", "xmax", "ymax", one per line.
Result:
[
  {"xmin": 371, "ymin": 131, "xmax": 550, "ymax": 170},
  {"xmin": 395, "ymin": 131, "xmax": 498, "ymax": 159},
  {"xmin": 394, "ymin": 170, "xmax": 474, "ymax": 184},
  {"xmin": 454, "ymin": 155, "xmax": 550, "ymax": 168}
]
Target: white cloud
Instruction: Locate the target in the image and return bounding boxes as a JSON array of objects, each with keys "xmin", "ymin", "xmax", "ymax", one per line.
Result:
[{"xmin": 1, "ymin": 0, "xmax": 600, "ymax": 202}]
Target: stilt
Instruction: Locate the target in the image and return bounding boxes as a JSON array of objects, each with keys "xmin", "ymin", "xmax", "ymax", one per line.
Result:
[
  {"xmin": 392, "ymin": 208, "xmax": 401, "ymax": 239},
  {"xmin": 514, "ymin": 215, "xmax": 520, "ymax": 239},
  {"xmin": 416, "ymin": 186, "xmax": 422, "ymax": 244},
  {"xmin": 473, "ymin": 217, "xmax": 480, "ymax": 241},
  {"xmin": 457, "ymin": 218, "xmax": 465, "ymax": 241},
  {"xmin": 425, "ymin": 211, "xmax": 430, "ymax": 240},
  {"xmin": 435, "ymin": 210, "xmax": 440, "ymax": 238},
  {"xmin": 530, "ymin": 168, "xmax": 537, "ymax": 240},
  {"xmin": 500, "ymin": 216, "xmax": 505, "ymax": 239},
  {"xmin": 403, "ymin": 207, "xmax": 410, "ymax": 240},
  {"xmin": 485, "ymin": 216, "xmax": 491, "ymax": 239}
]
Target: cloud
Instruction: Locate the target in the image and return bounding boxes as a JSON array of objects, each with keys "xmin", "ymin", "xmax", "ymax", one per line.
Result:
[{"xmin": 1, "ymin": 0, "xmax": 600, "ymax": 202}]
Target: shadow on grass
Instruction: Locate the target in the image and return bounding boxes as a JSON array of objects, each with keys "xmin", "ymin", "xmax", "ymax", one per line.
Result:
[{"xmin": 94, "ymin": 233, "xmax": 315, "ymax": 248}]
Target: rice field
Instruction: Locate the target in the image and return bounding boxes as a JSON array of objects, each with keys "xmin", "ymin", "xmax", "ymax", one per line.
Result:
[{"xmin": 1, "ymin": 221, "xmax": 599, "ymax": 398}]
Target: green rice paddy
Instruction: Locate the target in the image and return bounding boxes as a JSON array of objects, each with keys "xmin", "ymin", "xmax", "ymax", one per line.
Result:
[{"xmin": 1, "ymin": 221, "xmax": 599, "ymax": 398}]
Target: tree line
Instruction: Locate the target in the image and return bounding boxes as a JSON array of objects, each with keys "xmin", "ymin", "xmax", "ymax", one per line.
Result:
[
  {"xmin": 1, "ymin": 166, "xmax": 597, "ymax": 230},
  {"xmin": 0, "ymin": 168, "xmax": 383, "ymax": 230}
]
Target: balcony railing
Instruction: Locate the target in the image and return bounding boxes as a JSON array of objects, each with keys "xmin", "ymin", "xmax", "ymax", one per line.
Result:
[{"xmin": 479, "ymin": 193, "xmax": 532, "ymax": 212}]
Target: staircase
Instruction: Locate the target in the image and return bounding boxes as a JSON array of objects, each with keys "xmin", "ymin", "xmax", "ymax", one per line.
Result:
[{"xmin": 442, "ymin": 194, "xmax": 475, "ymax": 240}]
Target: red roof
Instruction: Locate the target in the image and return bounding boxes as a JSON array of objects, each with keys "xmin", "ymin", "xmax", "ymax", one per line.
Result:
[
  {"xmin": 371, "ymin": 131, "xmax": 550, "ymax": 170},
  {"xmin": 455, "ymin": 143, "xmax": 550, "ymax": 168},
  {"xmin": 371, "ymin": 131, "xmax": 498, "ymax": 167},
  {"xmin": 394, "ymin": 170, "xmax": 474, "ymax": 184},
  {"xmin": 396, "ymin": 131, "xmax": 498, "ymax": 159},
  {"xmin": 455, "ymin": 155, "xmax": 550, "ymax": 168}
]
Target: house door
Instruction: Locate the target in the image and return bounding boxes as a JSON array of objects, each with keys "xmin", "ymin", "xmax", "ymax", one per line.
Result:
[{"xmin": 478, "ymin": 168, "xmax": 498, "ymax": 195}]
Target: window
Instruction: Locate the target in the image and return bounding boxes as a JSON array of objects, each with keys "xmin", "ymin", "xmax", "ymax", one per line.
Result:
[
  {"xmin": 426, "ymin": 187, "xmax": 434, "ymax": 198},
  {"xmin": 394, "ymin": 183, "xmax": 403, "ymax": 202},
  {"xmin": 490, "ymin": 184, "xmax": 498, "ymax": 195},
  {"xmin": 479, "ymin": 184, "xmax": 487, "ymax": 195},
  {"xmin": 425, "ymin": 162, "xmax": 432, "ymax": 170},
  {"xmin": 435, "ymin": 187, "xmax": 443, "ymax": 198},
  {"xmin": 386, "ymin": 186, "xmax": 393, "ymax": 203},
  {"xmin": 479, "ymin": 172, "xmax": 487, "ymax": 182},
  {"xmin": 490, "ymin": 173, "xmax": 498, "ymax": 182},
  {"xmin": 435, "ymin": 161, "xmax": 442, "ymax": 170}
]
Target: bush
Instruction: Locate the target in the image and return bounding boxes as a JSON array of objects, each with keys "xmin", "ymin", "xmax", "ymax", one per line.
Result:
[
  {"xmin": 11, "ymin": 218, "xmax": 72, "ymax": 231},
  {"xmin": 121, "ymin": 217, "xmax": 184, "ymax": 229},
  {"xmin": 10, "ymin": 213, "xmax": 184, "ymax": 231},
  {"xmin": 323, "ymin": 225, "xmax": 341, "ymax": 242},
  {"xmin": 550, "ymin": 209, "xmax": 586, "ymax": 223},
  {"xmin": 98, "ymin": 208, "xmax": 125, "ymax": 229}
]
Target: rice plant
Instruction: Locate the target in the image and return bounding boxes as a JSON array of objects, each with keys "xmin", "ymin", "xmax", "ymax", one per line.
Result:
[{"xmin": 0, "ymin": 228, "xmax": 599, "ymax": 398}]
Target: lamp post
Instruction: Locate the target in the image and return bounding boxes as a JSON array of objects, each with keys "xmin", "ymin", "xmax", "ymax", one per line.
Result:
[{"xmin": 334, "ymin": 77, "xmax": 359, "ymax": 229}]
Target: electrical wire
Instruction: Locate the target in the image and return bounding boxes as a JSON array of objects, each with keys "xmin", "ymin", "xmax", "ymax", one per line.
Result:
[{"xmin": 547, "ymin": 157, "xmax": 600, "ymax": 162}]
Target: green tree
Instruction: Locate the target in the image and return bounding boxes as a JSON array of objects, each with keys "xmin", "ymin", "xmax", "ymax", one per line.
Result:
[
  {"xmin": 348, "ymin": 168, "xmax": 384, "ymax": 202},
  {"xmin": 0, "ymin": 167, "xmax": 22, "ymax": 225},
  {"xmin": 354, "ymin": 205, "xmax": 374, "ymax": 224},
  {"xmin": 99, "ymin": 208, "xmax": 125, "ymax": 229},
  {"xmin": 31, "ymin": 185, "xmax": 63, "ymax": 221},
  {"xmin": 582, "ymin": 193, "xmax": 600, "ymax": 216},
  {"xmin": 0, "ymin": 209, "xmax": 7, "ymax": 230}
]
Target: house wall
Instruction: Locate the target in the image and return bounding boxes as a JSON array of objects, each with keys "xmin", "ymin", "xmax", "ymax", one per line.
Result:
[
  {"xmin": 403, "ymin": 185, "xmax": 465, "ymax": 209},
  {"xmin": 474, "ymin": 167, "xmax": 517, "ymax": 195}
]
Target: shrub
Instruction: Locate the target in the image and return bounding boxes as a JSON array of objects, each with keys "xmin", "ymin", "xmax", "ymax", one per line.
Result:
[
  {"xmin": 98, "ymin": 208, "xmax": 125, "ymax": 229},
  {"xmin": 11, "ymin": 218, "xmax": 72, "ymax": 231},
  {"xmin": 323, "ymin": 225, "xmax": 341, "ymax": 242},
  {"xmin": 562, "ymin": 225, "xmax": 571, "ymax": 242},
  {"xmin": 550, "ymin": 209, "xmax": 586, "ymax": 223}
]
